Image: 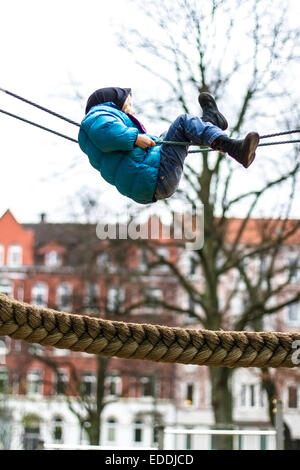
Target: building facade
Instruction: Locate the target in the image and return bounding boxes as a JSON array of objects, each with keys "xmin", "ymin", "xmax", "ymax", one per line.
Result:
[{"xmin": 0, "ymin": 209, "xmax": 299, "ymax": 450}]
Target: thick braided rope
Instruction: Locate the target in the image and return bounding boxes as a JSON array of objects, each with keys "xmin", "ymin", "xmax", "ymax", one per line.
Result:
[{"xmin": 0, "ymin": 294, "xmax": 299, "ymax": 368}]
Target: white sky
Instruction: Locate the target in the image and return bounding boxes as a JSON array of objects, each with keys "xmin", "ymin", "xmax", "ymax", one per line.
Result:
[
  {"xmin": 1, "ymin": 0, "xmax": 154, "ymax": 223},
  {"xmin": 1, "ymin": 0, "xmax": 299, "ymax": 223}
]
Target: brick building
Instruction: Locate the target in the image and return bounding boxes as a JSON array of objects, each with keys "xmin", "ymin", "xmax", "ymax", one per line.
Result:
[{"xmin": 0, "ymin": 209, "xmax": 299, "ymax": 450}]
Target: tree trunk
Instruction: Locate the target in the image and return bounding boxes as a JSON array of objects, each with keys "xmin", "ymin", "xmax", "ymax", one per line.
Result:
[
  {"xmin": 210, "ymin": 367, "xmax": 234, "ymax": 450},
  {"xmin": 87, "ymin": 413, "xmax": 102, "ymax": 446},
  {"xmin": 261, "ymin": 368, "xmax": 293, "ymax": 450},
  {"xmin": 86, "ymin": 356, "xmax": 109, "ymax": 445}
]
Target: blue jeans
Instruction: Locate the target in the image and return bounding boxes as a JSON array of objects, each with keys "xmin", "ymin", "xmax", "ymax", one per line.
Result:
[{"xmin": 154, "ymin": 114, "xmax": 224, "ymax": 201}]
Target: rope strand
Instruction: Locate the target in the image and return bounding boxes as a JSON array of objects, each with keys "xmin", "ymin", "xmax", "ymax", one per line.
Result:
[
  {"xmin": 0, "ymin": 293, "xmax": 299, "ymax": 368},
  {"xmin": 0, "ymin": 109, "xmax": 78, "ymax": 144},
  {"xmin": 1, "ymin": 88, "xmax": 300, "ymax": 150},
  {"xmin": 258, "ymin": 140, "xmax": 300, "ymax": 147},
  {"xmin": 0, "ymin": 87, "xmax": 80, "ymax": 127},
  {"xmin": 259, "ymin": 129, "xmax": 300, "ymax": 139},
  {"xmin": 2, "ymin": 109, "xmax": 299, "ymax": 151},
  {"xmin": 1, "ymin": 88, "xmax": 300, "ymax": 140}
]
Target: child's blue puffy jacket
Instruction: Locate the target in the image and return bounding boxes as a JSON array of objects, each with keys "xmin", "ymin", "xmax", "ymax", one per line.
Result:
[{"xmin": 78, "ymin": 102, "xmax": 161, "ymax": 204}]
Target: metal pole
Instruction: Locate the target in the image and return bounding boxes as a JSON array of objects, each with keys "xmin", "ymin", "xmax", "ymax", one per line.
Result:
[
  {"xmin": 274, "ymin": 399, "xmax": 284, "ymax": 450},
  {"xmin": 164, "ymin": 428, "xmax": 276, "ymax": 436},
  {"xmin": 157, "ymin": 425, "xmax": 165, "ymax": 451},
  {"xmin": 152, "ymin": 371, "xmax": 159, "ymax": 447}
]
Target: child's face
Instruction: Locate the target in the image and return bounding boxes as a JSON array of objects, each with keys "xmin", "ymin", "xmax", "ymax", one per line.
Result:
[{"xmin": 122, "ymin": 94, "xmax": 134, "ymax": 114}]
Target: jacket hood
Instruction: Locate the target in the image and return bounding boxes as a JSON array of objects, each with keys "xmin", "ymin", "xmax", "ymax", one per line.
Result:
[{"xmin": 85, "ymin": 87, "xmax": 131, "ymax": 114}]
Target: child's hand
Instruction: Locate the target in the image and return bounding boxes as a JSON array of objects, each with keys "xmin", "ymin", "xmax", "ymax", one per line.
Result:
[{"xmin": 135, "ymin": 134, "xmax": 156, "ymax": 149}]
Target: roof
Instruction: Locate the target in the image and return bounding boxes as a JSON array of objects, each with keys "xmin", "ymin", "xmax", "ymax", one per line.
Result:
[
  {"xmin": 221, "ymin": 217, "xmax": 300, "ymax": 246},
  {"xmin": 24, "ymin": 222, "xmax": 100, "ymax": 266}
]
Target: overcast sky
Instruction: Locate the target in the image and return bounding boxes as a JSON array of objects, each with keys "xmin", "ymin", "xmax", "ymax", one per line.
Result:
[
  {"xmin": 1, "ymin": 0, "xmax": 299, "ymax": 223},
  {"xmin": 1, "ymin": 0, "xmax": 155, "ymax": 223}
]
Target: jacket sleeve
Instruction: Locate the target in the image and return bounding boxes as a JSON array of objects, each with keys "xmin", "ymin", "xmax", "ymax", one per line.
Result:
[{"xmin": 87, "ymin": 114, "xmax": 139, "ymax": 152}]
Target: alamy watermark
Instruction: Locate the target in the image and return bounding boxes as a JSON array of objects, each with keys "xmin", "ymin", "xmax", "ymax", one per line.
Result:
[
  {"xmin": 292, "ymin": 340, "xmax": 300, "ymax": 365},
  {"xmin": 96, "ymin": 201, "xmax": 204, "ymax": 250},
  {"xmin": 0, "ymin": 339, "xmax": 6, "ymax": 365}
]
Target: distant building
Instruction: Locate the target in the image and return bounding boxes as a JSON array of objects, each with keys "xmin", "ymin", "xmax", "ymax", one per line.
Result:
[{"xmin": 0, "ymin": 209, "xmax": 299, "ymax": 450}]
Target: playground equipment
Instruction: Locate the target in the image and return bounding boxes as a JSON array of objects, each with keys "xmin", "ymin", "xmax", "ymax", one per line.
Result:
[{"xmin": 0, "ymin": 294, "xmax": 299, "ymax": 368}]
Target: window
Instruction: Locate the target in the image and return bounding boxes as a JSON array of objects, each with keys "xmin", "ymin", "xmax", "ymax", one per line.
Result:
[
  {"xmin": 250, "ymin": 384, "xmax": 255, "ymax": 407},
  {"xmin": 259, "ymin": 384, "xmax": 265, "ymax": 408},
  {"xmin": 23, "ymin": 422, "xmax": 41, "ymax": 450},
  {"xmin": 13, "ymin": 340, "xmax": 22, "ymax": 353},
  {"xmin": 185, "ymin": 383, "xmax": 194, "ymax": 406},
  {"xmin": 31, "ymin": 282, "xmax": 48, "ymax": 307},
  {"xmin": 27, "ymin": 369, "xmax": 42, "ymax": 395},
  {"xmin": 0, "ymin": 279, "xmax": 13, "ymax": 296},
  {"xmin": 52, "ymin": 348, "xmax": 69, "ymax": 357},
  {"xmin": 55, "ymin": 370, "xmax": 68, "ymax": 395},
  {"xmin": 0, "ymin": 368, "xmax": 9, "ymax": 394},
  {"xmin": 107, "ymin": 417, "xmax": 117, "ymax": 442},
  {"xmin": 0, "ymin": 338, "xmax": 8, "ymax": 364},
  {"xmin": 286, "ymin": 303, "xmax": 300, "ymax": 326},
  {"xmin": 52, "ymin": 416, "xmax": 64, "ymax": 443},
  {"xmin": 185, "ymin": 431, "xmax": 192, "ymax": 450},
  {"xmin": 7, "ymin": 244, "xmax": 22, "ymax": 267},
  {"xmin": 12, "ymin": 372, "xmax": 19, "ymax": 394},
  {"xmin": 140, "ymin": 376, "xmax": 153, "ymax": 397},
  {"xmin": 188, "ymin": 298, "xmax": 195, "ymax": 315},
  {"xmin": 260, "ymin": 434, "xmax": 267, "ymax": 450},
  {"xmin": 188, "ymin": 254, "xmax": 198, "ymax": 276},
  {"xmin": 97, "ymin": 253, "xmax": 110, "ymax": 270},
  {"xmin": 107, "ymin": 286, "xmax": 125, "ymax": 311},
  {"xmin": 144, "ymin": 287, "xmax": 163, "ymax": 311},
  {"xmin": 240, "ymin": 383, "xmax": 264, "ymax": 408},
  {"xmin": 184, "ymin": 298, "xmax": 199, "ymax": 325},
  {"xmin": 260, "ymin": 256, "xmax": 270, "ymax": 276},
  {"xmin": 288, "ymin": 386, "xmax": 298, "ymax": 409},
  {"xmin": 289, "ymin": 255, "xmax": 300, "ymax": 281},
  {"xmin": 133, "ymin": 419, "xmax": 143, "ymax": 443},
  {"xmin": 56, "ymin": 283, "xmax": 73, "ymax": 311},
  {"xmin": 29, "ymin": 344, "xmax": 44, "ymax": 356},
  {"xmin": 157, "ymin": 246, "xmax": 168, "ymax": 259},
  {"xmin": 144, "ymin": 287, "xmax": 162, "ymax": 302},
  {"xmin": 249, "ymin": 255, "xmax": 268, "ymax": 277},
  {"xmin": 17, "ymin": 285, "xmax": 24, "ymax": 301},
  {"xmin": 45, "ymin": 251, "xmax": 61, "ymax": 267},
  {"xmin": 241, "ymin": 384, "xmax": 247, "ymax": 407},
  {"xmin": 106, "ymin": 375, "xmax": 122, "ymax": 397},
  {"xmin": 0, "ymin": 245, "xmax": 4, "ymax": 266},
  {"xmin": 139, "ymin": 248, "xmax": 148, "ymax": 271},
  {"xmin": 155, "ymin": 246, "xmax": 169, "ymax": 271},
  {"xmin": 83, "ymin": 283, "xmax": 100, "ymax": 309},
  {"xmin": 97, "ymin": 252, "xmax": 108, "ymax": 265},
  {"xmin": 81, "ymin": 372, "xmax": 96, "ymax": 397}
]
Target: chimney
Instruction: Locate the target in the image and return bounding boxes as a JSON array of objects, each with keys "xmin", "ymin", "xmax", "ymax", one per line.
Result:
[{"xmin": 40, "ymin": 213, "xmax": 46, "ymax": 224}]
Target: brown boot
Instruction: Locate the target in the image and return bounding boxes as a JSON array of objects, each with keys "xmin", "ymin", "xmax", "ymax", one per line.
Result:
[
  {"xmin": 211, "ymin": 132, "xmax": 260, "ymax": 168},
  {"xmin": 198, "ymin": 92, "xmax": 228, "ymax": 131}
]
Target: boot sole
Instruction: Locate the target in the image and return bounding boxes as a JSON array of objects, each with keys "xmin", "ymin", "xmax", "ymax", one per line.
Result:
[
  {"xmin": 198, "ymin": 92, "xmax": 228, "ymax": 131},
  {"xmin": 241, "ymin": 132, "xmax": 260, "ymax": 168}
]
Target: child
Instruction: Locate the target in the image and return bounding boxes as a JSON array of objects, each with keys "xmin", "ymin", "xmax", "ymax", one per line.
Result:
[{"xmin": 78, "ymin": 87, "xmax": 259, "ymax": 204}]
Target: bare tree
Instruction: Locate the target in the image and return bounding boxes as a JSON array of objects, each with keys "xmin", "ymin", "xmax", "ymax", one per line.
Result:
[
  {"xmin": 116, "ymin": 0, "xmax": 300, "ymax": 449},
  {"xmin": 28, "ymin": 192, "xmax": 176, "ymax": 446}
]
